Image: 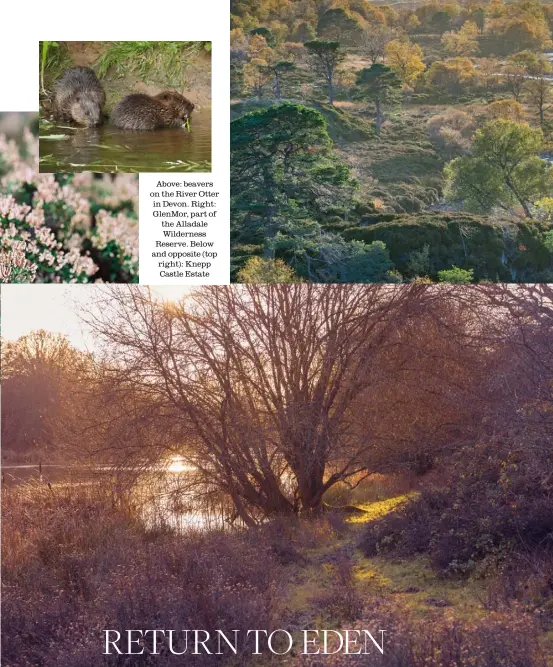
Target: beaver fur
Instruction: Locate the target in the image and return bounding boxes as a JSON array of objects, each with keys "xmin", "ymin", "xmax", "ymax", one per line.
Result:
[
  {"xmin": 53, "ymin": 67, "xmax": 105, "ymax": 127},
  {"xmin": 110, "ymin": 91, "xmax": 195, "ymax": 130}
]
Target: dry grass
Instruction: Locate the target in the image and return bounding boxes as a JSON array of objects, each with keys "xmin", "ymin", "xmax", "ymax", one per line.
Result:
[{"xmin": 2, "ymin": 482, "xmax": 282, "ymax": 667}]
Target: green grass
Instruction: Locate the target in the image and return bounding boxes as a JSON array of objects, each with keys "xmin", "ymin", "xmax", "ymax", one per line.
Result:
[
  {"xmin": 355, "ymin": 554, "xmax": 490, "ymax": 620},
  {"xmin": 95, "ymin": 41, "xmax": 210, "ymax": 85},
  {"xmin": 307, "ymin": 101, "xmax": 375, "ymax": 143},
  {"xmin": 231, "ymin": 99, "xmax": 375, "ymax": 144},
  {"xmin": 39, "ymin": 41, "xmax": 71, "ymax": 92}
]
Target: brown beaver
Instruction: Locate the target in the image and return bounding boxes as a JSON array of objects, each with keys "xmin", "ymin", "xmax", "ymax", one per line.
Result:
[
  {"xmin": 53, "ymin": 67, "xmax": 105, "ymax": 127},
  {"xmin": 110, "ymin": 91, "xmax": 195, "ymax": 130}
]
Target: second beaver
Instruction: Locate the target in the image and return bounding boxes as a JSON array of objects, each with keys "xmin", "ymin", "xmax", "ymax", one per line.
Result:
[
  {"xmin": 53, "ymin": 67, "xmax": 105, "ymax": 127},
  {"xmin": 110, "ymin": 91, "xmax": 195, "ymax": 130}
]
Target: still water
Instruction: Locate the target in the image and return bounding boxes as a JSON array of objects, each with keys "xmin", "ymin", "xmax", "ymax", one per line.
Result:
[
  {"xmin": 2, "ymin": 456, "xmax": 225, "ymax": 532},
  {"xmin": 39, "ymin": 106, "xmax": 212, "ymax": 173}
]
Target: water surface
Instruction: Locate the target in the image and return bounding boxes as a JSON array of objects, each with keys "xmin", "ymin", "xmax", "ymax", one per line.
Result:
[
  {"xmin": 39, "ymin": 107, "xmax": 212, "ymax": 173},
  {"xmin": 2, "ymin": 456, "xmax": 225, "ymax": 531}
]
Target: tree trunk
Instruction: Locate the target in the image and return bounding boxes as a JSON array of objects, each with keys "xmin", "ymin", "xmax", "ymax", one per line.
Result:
[
  {"xmin": 375, "ymin": 101, "xmax": 382, "ymax": 136},
  {"xmin": 274, "ymin": 73, "xmax": 281, "ymax": 103},
  {"xmin": 505, "ymin": 177, "xmax": 533, "ymax": 219}
]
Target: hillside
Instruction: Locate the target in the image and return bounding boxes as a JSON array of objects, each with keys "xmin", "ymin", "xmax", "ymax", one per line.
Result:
[{"xmin": 230, "ymin": 0, "xmax": 553, "ymax": 283}]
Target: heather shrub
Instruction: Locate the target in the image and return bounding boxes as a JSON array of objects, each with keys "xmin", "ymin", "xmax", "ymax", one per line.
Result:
[
  {"xmin": 310, "ymin": 556, "xmax": 364, "ymax": 623},
  {"xmin": 310, "ymin": 611, "xmax": 548, "ymax": 666},
  {"xmin": 0, "ymin": 127, "xmax": 138, "ymax": 283},
  {"xmin": 427, "ymin": 108, "xmax": 476, "ymax": 159},
  {"xmin": 249, "ymin": 512, "xmax": 348, "ymax": 561}
]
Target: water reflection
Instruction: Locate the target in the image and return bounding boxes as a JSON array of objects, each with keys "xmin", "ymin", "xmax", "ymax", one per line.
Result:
[
  {"xmin": 166, "ymin": 455, "xmax": 190, "ymax": 474},
  {"xmin": 2, "ymin": 455, "xmax": 226, "ymax": 532},
  {"xmin": 39, "ymin": 106, "xmax": 212, "ymax": 173}
]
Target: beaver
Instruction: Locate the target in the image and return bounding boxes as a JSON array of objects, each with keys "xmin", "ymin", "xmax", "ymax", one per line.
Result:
[
  {"xmin": 110, "ymin": 91, "xmax": 195, "ymax": 130},
  {"xmin": 53, "ymin": 67, "xmax": 105, "ymax": 127}
]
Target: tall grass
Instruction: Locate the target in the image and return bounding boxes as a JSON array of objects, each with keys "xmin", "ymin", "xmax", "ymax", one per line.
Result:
[
  {"xmin": 95, "ymin": 41, "xmax": 211, "ymax": 86},
  {"xmin": 39, "ymin": 41, "xmax": 70, "ymax": 93},
  {"xmin": 3, "ymin": 480, "xmax": 550, "ymax": 666},
  {"xmin": 2, "ymin": 482, "xmax": 281, "ymax": 666}
]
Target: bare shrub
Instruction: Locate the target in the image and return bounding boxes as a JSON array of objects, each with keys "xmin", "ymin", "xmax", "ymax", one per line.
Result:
[
  {"xmin": 311, "ymin": 556, "xmax": 364, "ymax": 623},
  {"xmin": 427, "ymin": 108, "xmax": 476, "ymax": 159},
  {"xmin": 360, "ymin": 431, "xmax": 553, "ymax": 577},
  {"xmin": 2, "ymin": 484, "xmax": 282, "ymax": 667},
  {"xmin": 312, "ymin": 611, "xmax": 548, "ymax": 666}
]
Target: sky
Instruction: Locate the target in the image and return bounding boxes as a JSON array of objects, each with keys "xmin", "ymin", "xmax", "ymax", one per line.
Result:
[{"xmin": 1, "ymin": 285, "xmax": 193, "ymax": 351}]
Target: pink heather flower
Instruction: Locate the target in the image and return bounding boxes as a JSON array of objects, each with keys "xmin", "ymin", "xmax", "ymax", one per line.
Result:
[
  {"xmin": 26, "ymin": 201, "xmax": 45, "ymax": 229},
  {"xmin": 0, "ymin": 129, "xmax": 138, "ymax": 283}
]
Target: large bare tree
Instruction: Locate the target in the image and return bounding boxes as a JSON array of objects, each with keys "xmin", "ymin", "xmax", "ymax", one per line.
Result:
[
  {"xmin": 67, "ymin": 284, "xmax": 439, "ymax": 524},
  {"xmin": 58, "ymin": 284, "xmax": 552, "ymax": 525}
]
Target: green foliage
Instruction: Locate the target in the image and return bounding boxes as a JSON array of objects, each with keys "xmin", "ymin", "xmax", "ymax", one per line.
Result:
[
  {"xmin": 95, "ymin": 41, "xmax": 209, "ymax": 85},
  {"xmin": 437, "ymin": 265, "xmax": 474, "ymax": 283},
  {"xmin": 40, "ymin": 41, "xmax": 57, "ymax": 93},
  {"xmin": 237, "ymin": 257, "xmax": 300, "ymax": 283},
  {"xmin": 445, "ymin": 120, "xmax": 552, "ymax": 218},
  {"xmin": 231, "ymin": 102, "xmax": 357, "ymax": 258},
  {"xmin": 230, "ymin": 1, "xmax": 553, "ymax": 284},
  {"xmin": 344, "ymin": 213, "xmax": 553, "ymax": 282},
  {"xmin": 38, "ymin": 41, "xmax": 70, "ymax": 92},
  {"xmin": 250, "ymin": 27, "xmax": 275, "ymax": 46},
  {"xmin": 304, "ymin": 40, "xmax": 345, "ymax": 104},
  {"xmin": 317, "ymin": 8, "xmax": 362, "ymax": 44},
  {"xmin": 291, "ymin": 22, "xmax": 316, "ymax": 43},
  {"xmin": 271, "ymin": 221, "xmax": 397, "ymax": 282},
  {"xmin": 355, "ymin": 64, "xmax": 402, "ymax": 135},
  {"xmin": 544, "ymin": 229, "xmax": 553, "ymax": 252},
  {"xmin": 260, "ymin": 61, "xmax": 296, "ymax": 102},
  {"xmin": 340, "ymin": 239, "xmax": 398, "ymax": 283}
]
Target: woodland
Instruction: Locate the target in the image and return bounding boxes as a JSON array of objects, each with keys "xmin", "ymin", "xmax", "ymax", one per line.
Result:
[
  {"xmin": 2, "ymin": 284, "xmax": 553, "ymax": 665},
  {"xmin": 231, "ymin": 0, "xmax": 553, "ymax": 282}
]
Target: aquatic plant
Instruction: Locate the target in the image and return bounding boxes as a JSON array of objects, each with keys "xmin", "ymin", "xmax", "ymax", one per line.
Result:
[{"xmin": 0, "ymin": 128, "xmax": 138, "ymax": 283}]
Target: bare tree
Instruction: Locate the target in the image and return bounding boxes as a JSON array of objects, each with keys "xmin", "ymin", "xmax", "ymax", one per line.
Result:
[
  {"xmin": 502, "ymin": 63, "xmax": 526, "ymax": 102},
  {"xmin": 56, "ymin": 284, "xmax": 553, "ymax": 526},
  {"xmin": 69, "ymin": 284, "xmax": 440, "ymax": 524},
  {"xmin": 525, "ymin": 74, "xmax": 552, "ymax": 127},
  {"xmin": 360, "ymin": 26, "xmax": 394, "ymax": 65}
]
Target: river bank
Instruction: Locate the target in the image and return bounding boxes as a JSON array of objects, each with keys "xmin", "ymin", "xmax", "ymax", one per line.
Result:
[{"xmin": 3, "ymin": 477, "xmax": 552, "ymax": 667}]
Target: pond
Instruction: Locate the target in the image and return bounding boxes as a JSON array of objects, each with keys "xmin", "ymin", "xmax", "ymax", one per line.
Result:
[
  {"xmin": 2, "ymin": 456, "xmax": 226, "ymax": 532},
  {"xmin": 39, "ymin": 106, "xmax": 212, "ymax": 173}
]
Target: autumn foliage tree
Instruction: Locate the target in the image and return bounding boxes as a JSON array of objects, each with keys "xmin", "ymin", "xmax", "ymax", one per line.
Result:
[
  {"xmin": 385, "ymin": 39, "xmax": 426, "ymax": 88},
  {"xmin": 1, "ymin": 331, "xmax": 88, "ymax": 460}
]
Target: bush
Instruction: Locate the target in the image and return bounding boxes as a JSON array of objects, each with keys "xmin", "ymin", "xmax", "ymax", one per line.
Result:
[
  {"xmin": 0, "ymin": 127, "xmax": 138, "ymax": 283},
  {"xmin": 328, "ymin": 611, "xmax": 548, "ymax": 666},
  {"xmin": 344, "ymin": 213, "xmax": 552, "ymax": 282},
  {"xmin": 237, "ymin": 257, "xmax": 301, "ymax": 283},
  {"xmin": 360, "ymin": 433, "xmax": 553, "ymax": 576},
  {"xmin": 311, "ymin": 556, "xmax": 364, "ymax": 623},
  {"xmin": 2, "ymin": 484, "xmax": 281, "ymax": 666},
  {"xmin": 427, "ymin": 108, "xmax": 476, "ymax": 159},
  {"xmin": 437, "ymin": 265, "xmax": 474, "ymax": 283}
]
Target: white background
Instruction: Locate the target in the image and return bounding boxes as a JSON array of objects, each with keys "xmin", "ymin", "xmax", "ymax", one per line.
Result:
[{"xmin": 0, "ymin": 0, "xmax": 230, "ymax": 285}]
